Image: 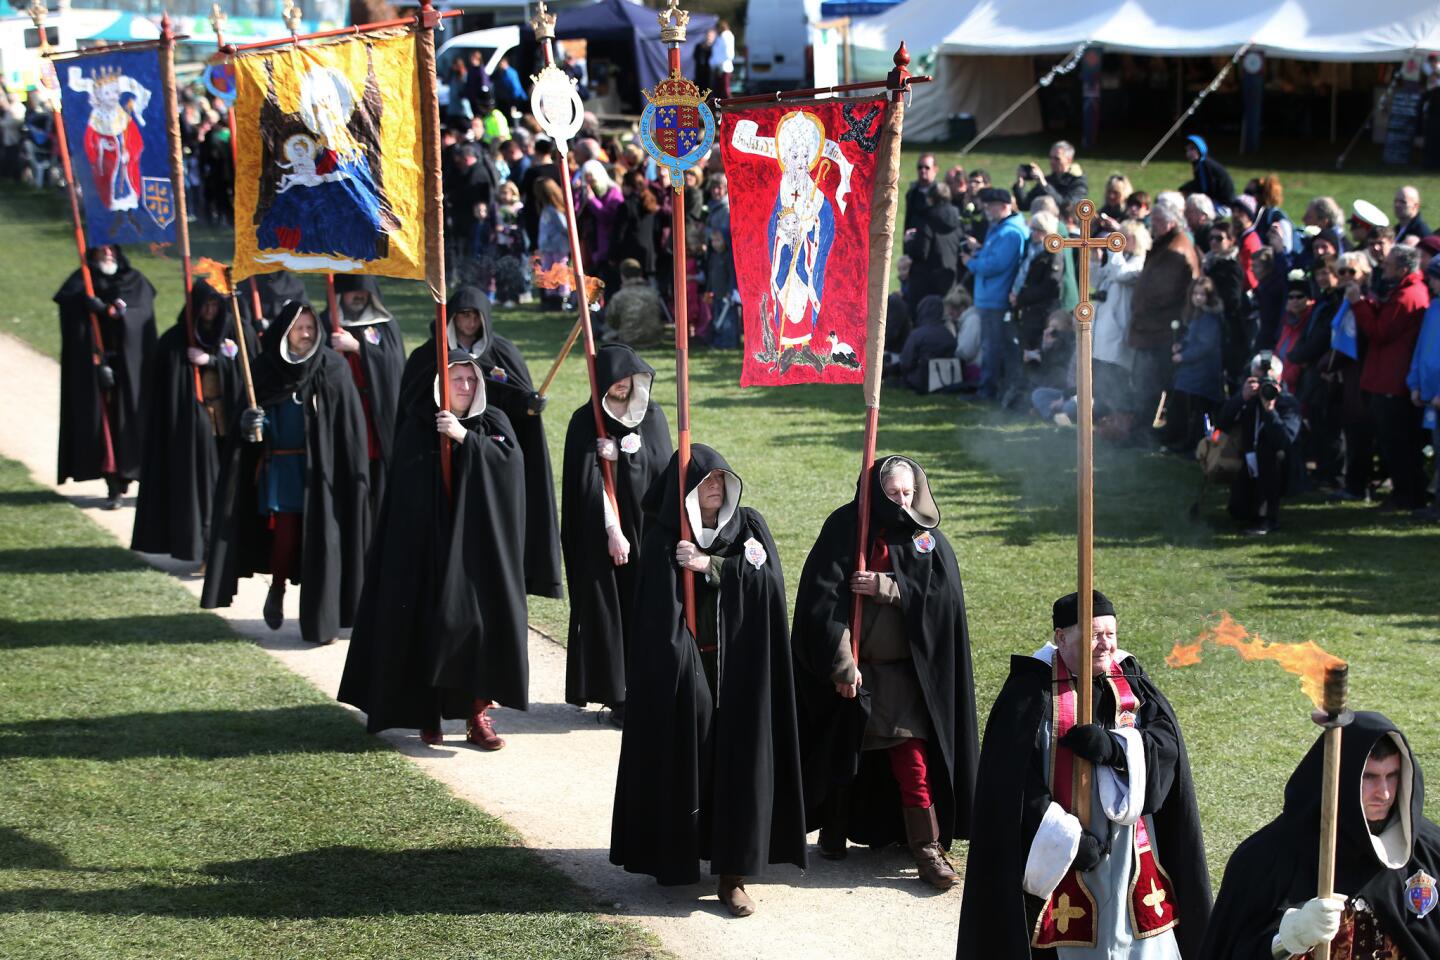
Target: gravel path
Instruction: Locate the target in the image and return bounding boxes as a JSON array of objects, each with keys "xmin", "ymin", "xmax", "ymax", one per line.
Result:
[{"xmin": 0, "ymin": 331, "xmax": 963, "ymax": 960}]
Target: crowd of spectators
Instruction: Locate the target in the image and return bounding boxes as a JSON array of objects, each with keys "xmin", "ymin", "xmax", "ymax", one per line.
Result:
[
  {"xmin": 893, "ymin": 138, "xmax": 1440, "ymax": 534},
  {"xmin": 5, "ymin": 65, "xmax": 1436, "ymax": 534}
]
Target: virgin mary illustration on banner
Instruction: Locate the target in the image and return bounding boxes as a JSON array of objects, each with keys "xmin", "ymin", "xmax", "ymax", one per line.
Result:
[
  {"xmin": 252, "ymin": 45, "xmax": 399, "ymax": 271},
  {"xmin": 729, "ymin": 110, "xmax": 855, "ymax": 372}
]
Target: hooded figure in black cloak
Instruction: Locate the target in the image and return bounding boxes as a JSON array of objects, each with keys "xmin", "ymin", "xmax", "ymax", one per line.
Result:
[
  {"xmin": 957, "ymin": 590, "xmax": 1211, "ymax": 960},
  {"xmin": 131, "ymin": 279, "xmax": 259, "ymax": 562},
  {"xmin": 237, "ymin": 270, "xmax": 307, "ymax": 332},
  {"xmin": 54, "ymin": 245, "xmax": 158, "ymax": 506},
  {"xmin": 338, "ymin": 349, "xmax": 528, "ymax": 751},
  {"xmin": 320, "ymin": 274, "xmax": 405, "ymax": 513},
  {"xmin": 791, "ymin": 455, "xmax": 978, "ymax": 890},
  {"xmin": 561, "ymin": 343, "xmax": 672, "ymax": 721},
  {"xmin": 200, "ymin": 300, "xmax": 370, "ymax": 645},
  {"xmin": 610, "ymin": 445, "xmax": 807, "ymax": 918},
  {"xmin": 1201, "ymin": 712, "xmax": 1440, "ymax": 960},
  {"xmin": 399, "ymin": 286, "xmax": 562, "ymax": 599}
]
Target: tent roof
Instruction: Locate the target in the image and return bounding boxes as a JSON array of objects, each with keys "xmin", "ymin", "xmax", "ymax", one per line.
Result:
[{"xmin": 854, "ymin": 0, "xmax": 1440, "ymax": 62}]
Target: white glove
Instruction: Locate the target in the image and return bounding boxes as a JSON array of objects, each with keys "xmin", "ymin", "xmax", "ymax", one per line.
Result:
[
  {"xmin": 596, "ymin": 438, "xmax": 618, "ymax": 461},
  {"xmin": 187, "ymin": 347, "xmax": 211, "ymax": 366},
  {"xmin": 1277, "ymin": 895, "xmax": 1347, "ymax": 955}
]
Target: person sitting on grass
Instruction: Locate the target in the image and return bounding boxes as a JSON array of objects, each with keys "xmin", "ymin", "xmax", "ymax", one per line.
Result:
[{"xmin": 602, "ymin": 258, "xmax": 666, "ymax": 348}]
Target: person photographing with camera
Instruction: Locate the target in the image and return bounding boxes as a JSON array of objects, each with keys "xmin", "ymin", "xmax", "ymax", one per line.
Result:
[
  {"xmin": 1012, "ymin": 140, "xmax": 1088, "ymax": 215},
  {"xmin": 1215, "ymin": 352, "xmax": 1302, "ymax": 536}
]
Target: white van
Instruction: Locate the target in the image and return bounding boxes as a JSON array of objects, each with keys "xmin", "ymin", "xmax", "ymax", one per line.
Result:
[
  {"xmin": 742, "ymin": 0, "xmax": 838, "ymax": 92},
  {"xmin": 435, "ymin": 25, "xmax": 520, "ymax": 108}
]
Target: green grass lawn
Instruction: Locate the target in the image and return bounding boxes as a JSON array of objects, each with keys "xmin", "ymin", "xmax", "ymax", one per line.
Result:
[
  {"xmin": 0, "ymin": 457, "xmax": 662, "ymax": 960},
  {"xmin": 2, "ymin": 147, "xmax": 1438, "ymax": 901}
]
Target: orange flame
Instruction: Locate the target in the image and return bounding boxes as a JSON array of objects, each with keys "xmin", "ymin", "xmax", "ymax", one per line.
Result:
[
  {"xmin": 191, "ymin": 257, "xmax": 232, "ymax": 295},
  {"xmin": 1166, "ymin": 612, "xmax": 1345, "ymax": 708},
  {"xmin": 530, "ymin": 256, "xmax": 605, "ymax": 305}
]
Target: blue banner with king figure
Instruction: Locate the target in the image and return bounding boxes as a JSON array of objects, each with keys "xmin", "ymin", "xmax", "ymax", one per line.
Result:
[{"xmin": 58, "ymin": 48, "xmax": 177, "ymax": 248}]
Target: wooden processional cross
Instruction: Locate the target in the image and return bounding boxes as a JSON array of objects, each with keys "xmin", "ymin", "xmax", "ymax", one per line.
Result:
[{"xmin": 1043, "ymin": 199, "xmax": 1126, "ymax": 823}]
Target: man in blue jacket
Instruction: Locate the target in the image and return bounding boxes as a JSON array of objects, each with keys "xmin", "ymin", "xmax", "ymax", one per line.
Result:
[
  {"xmin": 1409, "ymin": 258, "xmax": 1440, "ymax": 520},
  {"xmin": 962, "ymin": 187, "xmax": 1028, "ymax": 400}
]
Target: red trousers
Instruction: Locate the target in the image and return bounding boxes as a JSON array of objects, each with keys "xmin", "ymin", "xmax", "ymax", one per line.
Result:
[
  {"xmin": 268, "ymin": 512, "xmax": 302, "ymax": 583},
  {"xmin": 887, "ymin": 737, "xmax": 932, "ymax": 808}
]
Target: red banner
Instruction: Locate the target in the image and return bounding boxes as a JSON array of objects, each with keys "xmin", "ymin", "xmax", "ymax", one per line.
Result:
[{"xmin": 721, "ymin": 97, "xmax": 883, "ymax": 387}]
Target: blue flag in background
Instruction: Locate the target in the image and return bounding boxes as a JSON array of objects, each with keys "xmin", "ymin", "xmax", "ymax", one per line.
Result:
[
  {"xmin": 58, "ymin": 47, "xmax": 177, "ymax": 248},
  {"xmin": 1331, "ymin": 300, "xmax": 1358, "ymax": 360}
]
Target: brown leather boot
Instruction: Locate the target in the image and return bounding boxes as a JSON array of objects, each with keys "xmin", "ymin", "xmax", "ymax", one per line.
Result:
[
  {"xmin": 466, "ymin": 700, "xmax": 505, "ymax": 751},
  {"xmin": 717, "ymin": 875, "xmax": 755, "ymax": 917},
  {"xmin": 902, "ymin": 805, "xmax": 959, "ymax": 890}
]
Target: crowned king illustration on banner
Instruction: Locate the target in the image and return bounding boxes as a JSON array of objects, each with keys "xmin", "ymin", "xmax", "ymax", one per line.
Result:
[
  {"xmin": 721, "ymin": 97, "xmax": 883, "ymax": 387},
  {"xmin": 230, "ymin": 33, "xmax": 426, "ymax": 282},
  {"xmin": 58, "ymin": 49, "xmax": 178, "ymax": 247}
]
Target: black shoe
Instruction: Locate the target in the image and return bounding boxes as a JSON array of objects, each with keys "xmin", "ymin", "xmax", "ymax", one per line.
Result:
[
  {"xmin": 102, "ymin": 496, "xmax": 123, "ymax": 511},
  {"xmin": 608, "ymin": 702, "xmax": 625, "ymax": 729},
  {"xmin": 263, "ymin": 585, "xmax": 284, "ymax": 630}
]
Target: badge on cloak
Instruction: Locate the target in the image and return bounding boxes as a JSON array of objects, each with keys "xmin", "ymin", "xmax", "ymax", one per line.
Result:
[
  {"xmin": 1407, "ymin": 870, "xmax": 1438, "ymax": 919},
  {"xmin": 620, "ymin": 433, "xmax": 642, "ymax": 455},
  {"xmin": 912, "ymin": 530, "xmax": 935, "ymax": 555},
  {"xmin": 744, "ymin": 537, "xmax": 767, "ymax": 568},
  {"xmin": 364, "ymin": 326, "xmax": 382, "ymax": 345}
]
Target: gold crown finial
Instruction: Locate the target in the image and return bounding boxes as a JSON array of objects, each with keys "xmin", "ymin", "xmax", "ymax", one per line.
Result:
[
  {"xmin": 25, "ymin": 0, "xmax": 47, "ymax": 32},
  {"xmin": 282, "ymin": 0, "xmax": 303, "ymax": 33},
  {"xmin": 657, "ymin": 0, "xmax": 689, "ymax": 44},
  {"xmin": 209, "ymin": 3, "xmax": 226, "ymax": 33},
  {"xmin": 531, "ymin": 0, "xmax": 556, "ymax": 41}
]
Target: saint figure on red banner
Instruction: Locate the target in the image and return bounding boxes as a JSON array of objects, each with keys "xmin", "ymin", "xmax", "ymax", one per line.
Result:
[
  {"xmin": 68, "ymin": 65, "xmax": 150, "ymax": 232},
  {"xmin": 723, "ymin": 98, "xmax": 878, "ymax": 387}
]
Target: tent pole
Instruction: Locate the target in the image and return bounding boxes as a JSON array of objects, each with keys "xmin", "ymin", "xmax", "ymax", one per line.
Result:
[{"xmin": 1139, "ymin": 43, "xmax": 1251, "ymax": 168}]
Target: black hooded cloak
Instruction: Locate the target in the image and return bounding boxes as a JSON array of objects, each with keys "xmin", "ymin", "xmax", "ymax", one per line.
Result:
[
  {"xmin": 200, "ymin": 300, "xmax": 371, "ymax": 645},
  {"xmin": 53, "ymin": 246, "xmax": 158, "ymax": 483},
  {"xmin": 610, "ymin": 445, "xmax": 807, "ymax": 885},
  {"xmin": 399, "ymin": 286, "xmax": 562, "ymax": 599},
  {"xmin": 1201, "ymin": 712, "xmax": 1440, "ymax": 960},
  {"xmin": 131, "ymin": 280, "xmax": 258, "ymax": 562},
  {"xmin": 791, "ymin": 455, "xmax": 978, "ymax": 849},
  {"xmin": 320, "ymin": 274, "xmax": 406, "ymax": 510},
  {"xmin": 957, "ymin": 649, "xmax": 1212, "ymax": 959},
  {"xmin": 338, "ymin": 348, "xmax": 530, "ymax": 731},
  {"xmin": 238, "ymin": 270, "xmax": 306, "ymax": 329},
  {"xmin": 561, "ymin": 344, "xmax": 672, "ymax": 708}
]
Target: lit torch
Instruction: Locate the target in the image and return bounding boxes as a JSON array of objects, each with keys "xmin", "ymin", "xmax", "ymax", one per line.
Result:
[
  {"xmin": 1168, "ymin": 613, "xmax": 1350, "ymax": 960},
  {"xmin": 531, "ymin": 256, "xmax": 606, "ymax": 401}
]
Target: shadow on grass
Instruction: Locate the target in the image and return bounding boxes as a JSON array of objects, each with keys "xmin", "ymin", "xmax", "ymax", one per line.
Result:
[
  {"xmin": 0, "ymin": 843, "xmax": 586, "ymax": 919},
  {"xmin": 0, "ymin": 613, "xmax": 234, "ymax": 650},
  {"xmin": 0, "ymin": 489, "xmax": 61, "ymax": 507},
  {"xmin": 0, "ymin": 826, "xmax": 73, "ymax": 871},
  {"xmin": 0, "ymin": 704, "xmax": 381, "ymax": 761},
  {"xmin": 0, "ymin": 546, "xmax": 145, "ymax": 576}
]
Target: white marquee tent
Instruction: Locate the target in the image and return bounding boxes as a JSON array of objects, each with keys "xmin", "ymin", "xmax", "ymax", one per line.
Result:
[{"xmin": 851, "ymin": 0, "xmax": 1440, "ymax": 142}]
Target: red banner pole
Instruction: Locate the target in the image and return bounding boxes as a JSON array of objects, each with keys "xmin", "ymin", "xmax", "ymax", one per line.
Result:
[
  {"xmin": 34, "ymin": 14, "xmax": 117, "ymax": 472},
  {"xmin": 533, "ymin": 4, "xmax": 621, "ymax": 527},
  {"xmin": 414, "ymin": 0, "xmax": 451, "ymax": 496},
  {"xmin": 325, "ymin": 274, "xmax": 341, "ymax": 335},
  {"xmin": 848, "ymin": 45, "xmax": 911, "ymax": 668}
]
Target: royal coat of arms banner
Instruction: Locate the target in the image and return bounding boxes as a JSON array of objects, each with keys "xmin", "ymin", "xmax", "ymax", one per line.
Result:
[
  {"xmin": 58, "ymin": 48, "xmax": 178, "ymax": 248},
  {"xmin": 231, "ymin": 33, "xmax": 424, "ymax": 282},
  {"xmin": 721, "ymin": 96, "xmax": 884, "ymax": 388}
]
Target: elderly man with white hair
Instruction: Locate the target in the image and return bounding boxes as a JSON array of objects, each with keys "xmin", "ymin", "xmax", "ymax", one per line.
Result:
[
  {"xmin": 1183, "ymin": 193, "xmax": 1215, "ymax": 251},
  {"xmin": 1393, "ymin": 185, "xmax": 1430, "ymax": 246},
  {"xmin": 1127, "ymin": 192, "xmax": 1200, "ymax": 443},
  {"xmin": 1013, "ymin": 139, "xmax": 1088, "ymax": 216}
]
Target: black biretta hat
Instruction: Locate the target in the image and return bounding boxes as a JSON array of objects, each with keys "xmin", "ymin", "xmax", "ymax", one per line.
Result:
[{"xmin": 1053, "ymin": 590, "xmax": 1117, "ymax": 629}]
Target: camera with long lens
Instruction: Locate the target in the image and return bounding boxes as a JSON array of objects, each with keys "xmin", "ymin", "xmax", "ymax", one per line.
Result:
[
  {"xmin": 1255, "ymin": 350, "xmax": 1281, "ymax": 402},
  {"xmin": 1258, "ymin": 378, "xmax": 1280, "ymax": 403}
]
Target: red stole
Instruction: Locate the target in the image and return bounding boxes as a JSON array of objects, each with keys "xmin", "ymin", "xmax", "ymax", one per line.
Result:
[{"xmin": 1032, "ymin": 654, "xmax": 1180, "ymax": 949}]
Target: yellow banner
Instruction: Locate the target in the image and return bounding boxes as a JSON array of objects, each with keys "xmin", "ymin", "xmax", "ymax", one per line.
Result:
[{"xmin": 232, "ymin": 33, "xmax": 425, "ymax": 282}]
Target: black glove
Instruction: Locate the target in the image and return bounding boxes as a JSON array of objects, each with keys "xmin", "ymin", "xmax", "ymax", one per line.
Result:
[
  {"xmin": 1091, "ymin": 289, "xmax": 1108, "ymax": 303},
  {"xmin": 526, "ymin": 391, "xmax": 548, "ymax": 416},
  {"xmin": 1059, "ymin": 723, "xmax": 1127, "ymax": 768},
  {"xmin": 1071, "ymin": 829, "xmax": 1107, "ymax": 873},
  {"xmin": 96, "ymin": 364, "xmax": 116, "ymax": 390},
  {"xmin": 240, "ymin": 407, "xmax": 266, "ymax": 441},
  {"xmin": 86, "ymin": 296, "xmax": 109, "ymax": 316}
]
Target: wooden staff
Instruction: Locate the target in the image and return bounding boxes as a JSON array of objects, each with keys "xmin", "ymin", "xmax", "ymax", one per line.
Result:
[
  {"xmin": 536, "ymin": 314, "xmax": 584, "ymax": 397},
  {"xmin": 209, "ymin": 4, "xmax": 266, "ymax": 327},
  {"xmin": 847, "ymin": 45, "xmax": 911, "ymax": 668},
  {"xmin": 31, "ymin": 3, "xmax": 116, "ymax": 472},
  {"xmin": 532, "ymin": 2, "xmax": 621, "ymax": 522},
  {"xmin": 223, "ymin": 266, "xmax": 263, "ymax": 442},
  {"xmin": 159, "ymin": 13, "xmax": 202, "ymax": 403},
  {"xmin": 1045, "ymin": 201, "xmax": 1127, "ymax": 826},
  {"xmin": 414, "ymin": 0, "xmax": 451, "ymax": 494},
  {"xmin": 1313, "ymin": 664, "xmax": 1350, "ymax": 960},
  {"xmin": 325, "ymin": 274, "xmax": 341, "ymax": 335}
]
